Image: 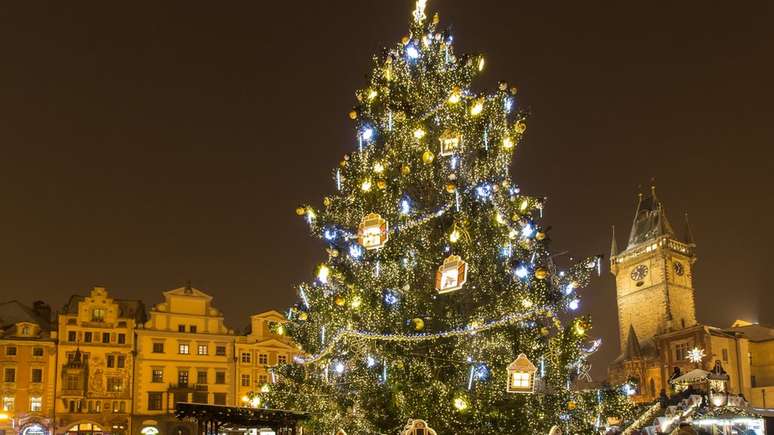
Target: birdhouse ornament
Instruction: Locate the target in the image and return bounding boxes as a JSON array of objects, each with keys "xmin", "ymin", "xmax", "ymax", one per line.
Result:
[
  {"xmin": 435, "ymin": 255, "xmax": 468, "ymax": 294},
  {"xmin": 438, "ymin": 130, "xmax": 463, "ymax": 156},
  {"xmin": 507, "ymin": 353, "xmax": 538, "ymax": 393},
  {"xmin": 401, "ymin": 419, "xmax": 437, "ymax": 435},
  {"xmin": 357, "ymin": 213, "xmax": 389, "ymax": 250}
]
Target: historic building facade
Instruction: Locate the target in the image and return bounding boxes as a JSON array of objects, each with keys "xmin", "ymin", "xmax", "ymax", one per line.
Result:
[
  {"xmin": 131, "ymin": 286, "xmax": 235, "ymax": 435},
  {"xmin": 608, "ymin": 188, "xmax": 774, "ymax": 408},
  {"xmin": 54, "ymin": 287, "xmax": 146, "ymax": 435},
  {"xmin": 234, "ymin": 311, "xmax": 298, "ymax": 406},
  {"xmin": 0, "ymin": 301, "xmax": 57, "ymax": 435}
]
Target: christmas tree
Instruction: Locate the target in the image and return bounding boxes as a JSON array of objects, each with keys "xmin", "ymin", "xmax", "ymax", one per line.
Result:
[{"xmin": 260, "ymin": 2, "xmax": 626, "ymax": 433}]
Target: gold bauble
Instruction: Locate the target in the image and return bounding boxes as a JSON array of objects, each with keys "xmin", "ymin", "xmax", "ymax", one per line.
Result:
[
  {"xmin": 401, "ymin": 164, "xmax": 411, "ymax": 175},
  {"xmin": 401, "ymin": 36, "xmax": 410, "ymax": 45},
  {"xmin": 339, "ymin": 160, "xmax": 348, "ymax": 168},
  {"xmin": 516, "ymin": 121, "xmax": 527, "ymax": 134},
  {"xmin": 348, "ymin": 110, "xmax": 358, "ymax": 120},
  {"xmin": 323, "ymin": 197, "xmax": 331, "ymax": 207},
  {"xmin": 328, "ymin": 248, "xmax": 339, "ymax": 258},
  {"xmin": 535, "ymin": 268, "xmax": 549, "ymax": 280},
  {"xmin": 432, "ymin": 12, "xmax": 440, "ymax": 24},
  {"xmin": 536, "ymin": 232, "xmax": 546, "ymax": 241},
  {"xmin": 510, "ymin": 86, "xmax": 519, "ymax": 95},
  {"xmin": 540, "ymin": 327, "xmax": 550, "ymax": 336},
  {"xmin": 335, "ymin": 296, "xmax": 346, "ymax": 306},
  {"xmin": 498, "ymin": 81, "xmax": 508, "ymax": 91},
  {"xmin": 377, "ymin": 180, "xmax": 387, "ymax": 190},
  {"xmin": 568, "ymin": 401, "xmax": 577, "ymax": 410},
  {"xmin": 295, "ymin": 207, "xmax": 306, "ymax": 216},
  {"xmin": 411, "ymin": 318, "xmax": 425, "ymax": 331},
  {"xmin": 445, "ymin": 183, "xmax": 457, "ymax": 193},
  {"xmin": 422, "ymin": 150, "xmax": 434, "ymax": 164},
  {"xmin": 298, "ymin": 312, "xmax": 308, "ymax": 321}
]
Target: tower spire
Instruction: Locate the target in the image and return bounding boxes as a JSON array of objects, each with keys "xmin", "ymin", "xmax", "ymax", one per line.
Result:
[
  {"xmin": 627, "ymin": 185, "xmax": 675, "ymax": 248},
  {"xmin": 683, "ymin": 212, "xmax": 696, "ymax": 246}
]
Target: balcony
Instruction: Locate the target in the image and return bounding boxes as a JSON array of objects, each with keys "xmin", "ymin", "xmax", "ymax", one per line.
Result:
[{"xmin": 168, "ymin": 383, "xmax": 207, "ymax": 392}]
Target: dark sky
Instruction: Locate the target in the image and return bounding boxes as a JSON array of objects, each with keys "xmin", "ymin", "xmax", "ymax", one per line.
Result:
[{"xmin": 1, "ymin": 1, "xmax": 772, "ymax": 377}]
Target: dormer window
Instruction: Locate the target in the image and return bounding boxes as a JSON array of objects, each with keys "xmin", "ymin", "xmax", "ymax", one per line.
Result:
[{"xmin": 21, "ymin": 326, "xmax": 30, "ymax": 336}]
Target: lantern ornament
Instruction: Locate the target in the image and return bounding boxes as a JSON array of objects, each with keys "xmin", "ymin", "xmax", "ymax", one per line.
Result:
[
  {"xmin": 401, "ymin": 419, "xmax": 437, "ymax": 435},
  {"xmin": 435, "ymin": 255, "xmax": 468, "ymax": 294},
  {"xmin": 506, "ymin": 353, "xmax": 537, "ymax": 393},
  {"xmin": 357, "ymin": 213, "xmax": 389, "ymax": 250},
  {"xmin": 439, "ymin": 130, "xmax": 463, "ymax": 156}
]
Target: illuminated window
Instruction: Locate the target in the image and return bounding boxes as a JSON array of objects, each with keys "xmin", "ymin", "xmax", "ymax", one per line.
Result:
[
  {"xmin": 178, "ymin": 370, "xmax": 189, "ymax": 386},
  {"xmin": 197, "ymin": 345, "xmax": 208, "ymax": 355},
  {"xmin": 241, "ymin": 374, "xmax": 250, "ymax": 387},
  {"xmin": 30, "ymin": 396, "xmax": 42, "ymax": 412},
  {"xmin": 179, "ymin": 344, "xmax": 189, "ymax": 355},
  {"xmin": 152, "ymin": 369, "xmax": 163, "ymax": 383},
  {"xmin": 3, "ymin": 396, "xmax": 14, "ymax": 411},
  {"xmin": 107, "ymin": 377, "xmax": 123, "ymax": 392},
  {"xmin": 92, "ymin": 309, "xmax": 105, "ymax": 322},
  {"xmin": 511, "ymin": 372, "xmax": 530, "ymax": 388}
]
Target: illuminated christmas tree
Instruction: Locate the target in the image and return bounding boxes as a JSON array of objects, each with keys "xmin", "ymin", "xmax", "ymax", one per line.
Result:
[{"xmin": 259, "ymin": 2, "xmax": 625, "ymax": 433}]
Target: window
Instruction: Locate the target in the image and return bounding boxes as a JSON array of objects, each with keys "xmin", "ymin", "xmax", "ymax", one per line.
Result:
[
  {"xmin": 33, "ymin": 347, "xmax": 44, "ymax": 357},
  {"xmin": 2, "ymin": 395, "xmax": 14, "ymax": 411},
  {"xmin": 197, "ymin": 345, "xmax": 208, "ymax": 355},
  {"xmin": 197, "ymin": 370, "xmax": 207, "ymax": 385},
  {"xmin": 179, "ymin": 344, "xmax": 189, "ymax": 355},
  {"xmin": 112, "ymin": 400, "xmax": 119, "ymax": 413},
  {"xmin": 92, "ymin": 308, "xmax": 105, "ymax": 322},
  {"xmin": 84, "ymin": 332, "xmax": 93, "ymax": 343},
  {"xmin": 152, "ymin": 342, "xmax": 164, "ymax": 353},
  {"xmin": 213, "ymin": 393, "xmax": 226, "ymax": 406},
  {"xmin": 258, "ymin": 375, "xmax": 268, "ymax": 385},
  {"xmin": 107, "ymin": 377, "xmax": 123, "ymax": 392},
  {"xmin": 241, "ymin": 374, "xmax": 250, "ymax": 387},
  {"xmin": 21, "ymin": 326, "xmax": 30, "ymax": 336},
  {"xmin": 178, "ymin": 325, "xmax": 186, "ymax": 332},
  {"xmin": 241, "ymin": 352, "xmax": 251, "ymax": 363},
  {"xmin": 675, "ymin": 343, "xmax": 690, "ymax": 361},
  {"xmin": 152, "ymin": 369, "xmax": 164, "ymax": 383},
  {"xmin": 117, "ymin": 355, "xmax": 126, "ymax": 368},
  {"xmin": 278, "ymin": 355, "xmax": 287, "ymax": 365},
  {"xmin": 65, "ymin": 374, "xmax": 81, "ymax": 390},
  {"xmin": 189, "ymin": 325, "xmax": 197, "ymax": 333},
  {"xmin": 6, "ymin": 346, "xmax": 17, "ymax": 356},
  {"xmin": 147, "ymin": 392, "xmax": 163, "ymax": 410},
  {"xmin": 102, "ymin": 332, "xmax": 111, "ymax": 343},
  {"xmin": 31, "ymin": 368, "xmax": 43, "ymax": 383},
  {"xmin": 511, "ymin": 372, "xmax": 530, "ymax": 388},
  {"xmin": 178, "ymin": 370, "xmax": 189, "ymax": 386},
  {"xmin": 722, "ymin": 348, "xmax": 729, "ymax": 362},
  {"xmin": 258, "ymin": 354, "xmax": 268, "ymax": 365},
  {"xmin": 119, "ymin": 401, "xmax": 126, "ymax": 412},
  {"xmin": 68, "ymin": 331, "xmax": 77, "ymax": 342},
  {"xmin": 4, "ymin": 367, "xmax": 16, "ymax": 383},
  {"xmin": 215, "ymin": 346, "xmax": 226, "ymax": 356},
  {"xmin": 215, "ymin": 371, "xmax": 225, "ymax": 384},
  {"xmin": 192, "ymin": 392, "xmax": 208, "ymax": 404},
  {"xmin": 117, "ymin": 333, "xmax": 126, "ymax": 344},
  {"xmin": 107, "ymin": 355, "xmax": 115, "ymax": 368}
]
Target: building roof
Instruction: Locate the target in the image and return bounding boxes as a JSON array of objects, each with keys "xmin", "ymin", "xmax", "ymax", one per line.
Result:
[
  {"xmin": 627, "ymin": 186, "xmax": 676, "ymax": 248},
  {"xmin": 61, "ymin": 293, "xmax": 147, "ymax": 323},
  {"xmin": 726, "ymin": 322, "xmax": 774, "ymax": 342},
  {"xmin": 0, "ymin": 300, "xmax": 53, "ymax": 337}
]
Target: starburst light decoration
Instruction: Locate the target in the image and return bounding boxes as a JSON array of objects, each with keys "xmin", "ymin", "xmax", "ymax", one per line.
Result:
[{"xmin": 687, "ymin": 346, "xmax": 706, "ymax": 364}]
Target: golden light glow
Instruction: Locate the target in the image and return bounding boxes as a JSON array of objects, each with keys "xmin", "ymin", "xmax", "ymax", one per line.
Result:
[
  {"xmin": 241, "ymin": 395, "xmax": 250, "ymax": 403},
  {"xmin": 495, "ymin": 213, "xmax": 506, "ymax": 225},
  {"xmin": 373, "ymin": 162, "xmax": 385, "ymax": 174},
  {"xmin": 521, "ymin": 298, "xmax": 533, "ymax": 308},
  {"xmin": 470, "ymin": 101, "xmax": 484, "ymax": 116},
  {"xmin": 453, "ymin": 397, "xmax": 469, "ymax": 411},
  {"xmin": 261, "ymin": 384, "xmax": 271, "ymax": 393},
  {"xmin": 478, "ymin": 56, "xmax": 486, "ymax": 71},
  {"xmin": 350, "ymin": 296, "xmax": 362, "ymax": 309},
  {"xmin": 317, "ymin": 265, "xmax": 330, "ymax": 283},
  {"xmin": 502, "ymin": 137, "xmax": 514, "ymax": 150},
  {"xmin": 520, "ymin": 199, "xmax": 529, "ymax": 211},
  {"xmin": 448, "ymin": 92, "xmax": 461, "ymax": 104},
  {"xmin": 361, "ymin": 179, "xmax": 373, "ymax": 191},
  {"xmin": 0, "ymin": 413, "xmax": 10, "ymax": 421},
  {"xmin": 367, "ymin": 89, "xmax": 378, "ymax": 100},
  {"xmin": 413, "ymin": 128, "xmax": 426, "ymax": 139},
  {"xmin": 449, "ymin": 229, "xmax": 461, "ymax": 243}
]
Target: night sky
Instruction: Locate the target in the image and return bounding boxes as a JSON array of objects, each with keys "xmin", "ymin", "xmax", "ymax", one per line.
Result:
[{"xmin": 1, "ymin": 1, "xmax": 772, "ymax": 377}]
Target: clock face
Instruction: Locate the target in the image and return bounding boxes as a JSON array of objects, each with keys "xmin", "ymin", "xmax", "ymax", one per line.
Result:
[
  {"xmin": 630, "ymin": 264, "xmax": 649, "ymax": 281},
  {"xmin": 673, "ymin": 262, "xmax": 684, "ymax": 276}
]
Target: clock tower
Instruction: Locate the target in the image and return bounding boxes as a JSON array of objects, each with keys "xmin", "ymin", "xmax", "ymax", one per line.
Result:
[{"xmin": 610, "ymin": 187, "xmax": 697, "ymax": 353}]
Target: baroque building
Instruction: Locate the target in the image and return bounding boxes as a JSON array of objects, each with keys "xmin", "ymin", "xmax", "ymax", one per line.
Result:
[
  {"xmin": 131, "ymin": 286, "xmax": 235, "ymax": 435},
  {"xmin": 54, "ymin": 287, "xmax": 146, "ymax": 435},
  {"xmin": 0, "ymin": 301, "xmax": 56, "ymax": 435},
  {"xmin": 608, "ymin": 188, "xmax": 774, "ymax": 408}
]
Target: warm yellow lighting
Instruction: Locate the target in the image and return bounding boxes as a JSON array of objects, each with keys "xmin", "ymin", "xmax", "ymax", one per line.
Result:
[
  {"xmin": 367, "ymin": 89, "xmax": 378, "ymax": 100},
  {"xmin": 0, "ymin": 413, "xmax": 9, "ymax": 421},
  {"xmin": 508, "ymin": 229, "xmax": 518, "ymax": 240},
  {"xmin": 361, "ymin": 179, "xmax": 372, "ymax": 191},
  {"xmin": 470, "ymin": 101, "xmax": 484, "ymax": 116},
  {"xmin": 449, "ymin": 229, "xmax": 461, "ymax": 243},
  {"xmin": 318, "ymin": 265, "xmax": 330, "ymax": 283},
  {"xmin": 521, "ymin": 298, "xmax": 533, "ymax": 308},
  {"xmin": 448, "ymin": 92, "xmax": 461, "ymax": 104},
  {"xmin": 574, "ymin": 323, "xmax": 586, "ymax": 336},
  {"xmin": 413, "ymin": 128, "xmax": 426, "ymax": 139},
  {"xmin": 373, "ymin": 162, "xmax": 385, "ymax": 174},
  {"xmin": 250, "ymin": 397, "xmax": 261, "ymax": 407},
  {"xmin": 478, "ymin": 57, "xmax": 485, "ymax": 71},
  {"xmin": 453, "ymin": 397, "xmax": 469, "ymax": 411},
  {"xmin": 261, "ymin": 384, "xmax": 270, "ymax": 393},
  {"xmin": 495, "ymin": 213, "xmax": 506, "ymax": 225},
  {"xmin": 520, "ymin": 199, "xmax": 529, "ymax": 211},
  {"xmin": 241, "ymin": 395, "xmax": 250, "ymax": 403},
  {"xmin": 350, "ymin": 296, "xmax": 362, "ymax": 309},
  {"xmin": 502, "ymin": 137, "xmax": 514, "ymax": 150},
  {"xmin": 276, "ymin": 324, "xmax": 285, "ymax": 335}
]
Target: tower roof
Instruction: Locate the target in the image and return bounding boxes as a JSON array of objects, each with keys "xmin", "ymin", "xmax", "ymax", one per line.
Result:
[
  {"xmin": 623, "ymin": 325, "xmax": 642, "ymax": 359},
  {"xmin": 627, "ymin": 186, "xmax": 675, "ymax": 248}
]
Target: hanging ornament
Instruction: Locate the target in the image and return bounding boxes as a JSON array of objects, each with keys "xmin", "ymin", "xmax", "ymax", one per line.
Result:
[
  {"xmin": 411, "ymin": 318, "xmax": 425, "ymax": 331},
  {"xmin": 439, "ymin": 130, "xmax": 462, "ymax": 156},
  {"xmin": 567, "ymin": 400, "xmax": 577, "ymax": 410},
  {"xmin": 348, "ymin": 110, "xmax": 358, "ymax": 120},
  {"xmin": 323, "ymin": 197, "xmax": 332, "ymax": 207},
  {"xmin": 435, "ymin": 255, "xmax": 468, "ymax": 294},
  {"xmin": 377, "ymin": 180, "xmax": 387, "ymax": 190},
  {"xmin": 335, "ymin": 296, "xmax": 346, "ymax": 306},
  {"xmin": 535, "ymin": 231, "xmax": 546, "ymax": 241},
  {"xmin": 295, "ymin": 207, "xmax": 306, "ymax": 216},
  {"xmin": 515, "ymin": 121, "xmax": 527, "ymax": 134},
  {"xmin": 422, "ymin": 150, "xmax": 435, "ymax": 164},
  {"xmin": 534, "ymin": 268, "xmax": 549, "ymax": 280},
  {"xmin": 402, "ymin": 420, "xmax": 437, "ymax": 435},
  {"xmin": 357, "ymin": 213, "xmax": 389, "ymax": 250},
  {"xmin": 298, "ymin": 311, "xmax": 308, "ymax": 321},
  {"xmin": 401, "ymin": 164, "xmax": 411, "ymax": 175},
  {"xmin": 445, "ymin": 182, "xmax": 457, "ymax": 193},
  {"xmin": 506, "ymin": 353, "xmax": 538, "ymax": 394}
]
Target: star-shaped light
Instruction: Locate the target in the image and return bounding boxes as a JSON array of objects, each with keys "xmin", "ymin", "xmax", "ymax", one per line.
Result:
[{"xmin": 687, "ymin": 347, "xmax": 706, "ymax": 364}]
